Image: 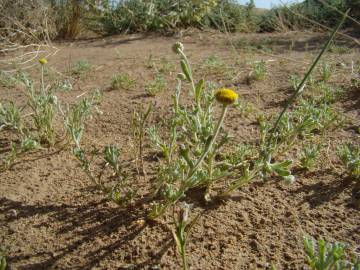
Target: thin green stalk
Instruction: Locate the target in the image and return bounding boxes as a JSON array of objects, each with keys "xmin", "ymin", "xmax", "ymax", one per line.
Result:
[
  {"xmin": 179, "ymin": 50, "xmax": 196, "ymax": 96},
  {"xmin": 221, "ymin": 167, "xmax": 258, "ymax": 196},
  {"xmin": 168, "ymin": 125, "xmax": 177, "ymax": 163},
  {"xmin": 179, "ymin": 50, "xmax": 202, "ymax": 113},
  {"xmin": 181, "ymin": 245, "xmax": 188, "ymax": 270},
  {"xmin": 41, "ymin": 65, "xmax": 45, "ymax": 94}
]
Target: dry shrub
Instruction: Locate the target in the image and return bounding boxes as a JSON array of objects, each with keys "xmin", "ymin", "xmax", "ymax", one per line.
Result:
[
  {"xmin": 0, "ymin": 0, "xmax": 57, "ymax": 44},
  {"xmin": 51, "ymin": 0, "xmax": 84, "ymax": 39}
]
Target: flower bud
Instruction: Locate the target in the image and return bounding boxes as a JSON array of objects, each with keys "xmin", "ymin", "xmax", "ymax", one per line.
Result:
[
  {"xmin": 177, "ymin": 73, "xmax": 186, "ymax": 81},
  {"xmin": 172, "ymin": 42, "xmax": 184, "ymax": 54}
]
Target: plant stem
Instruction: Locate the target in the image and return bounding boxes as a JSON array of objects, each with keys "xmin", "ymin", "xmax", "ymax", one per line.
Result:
[
  {"xmin": 181, "ymin": 248, "xmax": 188, "ymax": 270},
  {"xmin": 41, "ymin": 66, "xmax": 45, "ymax": 94},
  {"xmin": 186, "ymin": 105, "xmax": 228, "ymax": 180},
  {"xmin": 179, "ymin": 50, "xmax": 202, "ymax": 112}
]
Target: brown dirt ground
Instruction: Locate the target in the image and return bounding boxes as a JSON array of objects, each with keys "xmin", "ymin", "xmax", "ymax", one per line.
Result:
[{"xmin": 1, "ymin": 30, "xmax": 360, "ymax": 270}]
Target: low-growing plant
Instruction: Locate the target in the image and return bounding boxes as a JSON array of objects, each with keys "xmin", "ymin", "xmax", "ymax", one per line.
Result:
[
  {"xmin": 67, "ymin": 92, "xmax": 136, "ymax": 205},
  {"xmin": 130, "ymin": 103, "xmax": 153, "ymax": 176},
  {"xmin": 71, "ymin": 59, "xmax": 91, "ymax": 75},
  {"xmin": 272, "ymin": 237, "xmax": 360, "ymax": 270},
  {"xmin": 337, "ymin": 143, "xmax": 360, "ymax": 179},
  {"xmin": 311, "ymin": 82, "xmax": 345, "ymax": 104},
  {"xmin": 147, "ymin": 43, "xmax": 241, "ymax": 217},
  {"xmin": 73, "ymin": 144, "xmax": 135, "ymax": 205},
  {"xmin": 18, "ymin": 61, "xmax": 59, "ymax": 145},
  {"xmin": 145, "ymin": 73, "xmax": 166, "ymax": 96},
  {"xmin": 64, "ymin": 90, "xmax": 102, "ymax": 147},
  {"xmin": 299, "ymin": 143, "xmax": 322, "ymax": 170},
  {"xmin": 304, "ymin": 236, "xmax": 360, "ymax": 270},
  {"xmin": 319, "ymin": 62, "xmax": 333, "ymax": 82},
  {"xmin": 2, "ymin": 137, "xmax": 39, "ymax": 170},
  {"xmin": 56, "ymin": 78, "xmax": 73, "ymax": 92},
  {"xmin": 0, "ymin": 101, "xmax": 23, "ymax": 132},
  {"xmin": 110, "ymin": 73, "xmax": 135, "ymax": 90},
  {"xmin": 234, "ymin": 98, "xmax": 256, "ymax": 118},
  {"xmin": 19, "ymin": 71, "xmax": 58, "ymax": 146},
  {"xmin": 328, "ymin": 44, "xmax": 352, "ymax": 54},
  {"xmin": 227, "ymin": 14, "xmax": 348, "ymax": 193},
  {"xmin": 248, "ymin": 60, "xmax": 267, "ymax": 82},
  {"xmin": 202, "ymin": 55, "xmax": 235, "ymax": 79},
  {"xmin": 147, "ymin": 56, "xmax": 175, "ymax": 75},
  {"xmin": 0, "ymin": 60, "xmax": 102, "ymax": 171},
  {"xmin": 289, "ymin": 74, "xmax": 301, "ymax": 92},
  {"xmin": 202, "ymin": 55, "xmax": 226, "ymax": 73},
  {"xmin": 256, "ymin": 98, "xmax": 342, "ymax": 170},
  {"xmin": 0, "ymin": 71, "xmax": 17, "ymax": 88}
]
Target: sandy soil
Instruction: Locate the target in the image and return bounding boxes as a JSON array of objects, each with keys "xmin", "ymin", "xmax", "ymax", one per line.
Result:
[{"xmin": 1, "ymin": 30, "xmax": 359, "ymax": 269}]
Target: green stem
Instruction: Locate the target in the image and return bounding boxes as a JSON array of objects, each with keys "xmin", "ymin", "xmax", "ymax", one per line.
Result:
[
  {"xmin": 222, "ymin": 166, "xmax": 259, "ymax": 196},
  {"xmin": 181, "ymin": 245, "xmax": 188, "ymax": 270},
  {"xmin": 41, "ymin": 66, "xmax": 45, "ymax": 94},
  {"xmin": 179, "ymin": 50, "xmax": 201, "ymax": 112},
  {"xmin": 186, "ymin": 105, "xmax": 228, "ymax": 180}
]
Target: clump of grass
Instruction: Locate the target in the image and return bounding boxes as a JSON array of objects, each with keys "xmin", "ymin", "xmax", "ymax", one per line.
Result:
[
  {"xmin": 145, "ymin": 74, "xmax": 166, "ymax": 96},
  {"xmin": 111, "ymin": 73, "xmax": 135, "ymax": 90},
  {"xmin": 71, "ymin": 59, "xmax": 91, "ymax": 75},
  {"xmin": 337, "ymin": 143, "xmax": 360, "ymax": 179},
  {"xmin": 247, "ymin": 60, "xmax": 267, "ymax": 83}
]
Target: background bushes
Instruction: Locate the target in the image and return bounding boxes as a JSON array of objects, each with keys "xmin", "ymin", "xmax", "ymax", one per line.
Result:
[
  {"xmin": 0, "ymin": 0, "xmax": 358, "ymax": 41},
  {"xmin": 259, "ymin": 0, "xmax": 360, "ymax": 32}
]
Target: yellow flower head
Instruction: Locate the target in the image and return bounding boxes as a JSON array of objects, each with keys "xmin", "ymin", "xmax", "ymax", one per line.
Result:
[
  {"xmin": 215, "ymin": 88, "xmax": 238, "ymax": 105},
  {"xmin": 39, "ymin": 58, "xmax": 47, "ymax": 65}
]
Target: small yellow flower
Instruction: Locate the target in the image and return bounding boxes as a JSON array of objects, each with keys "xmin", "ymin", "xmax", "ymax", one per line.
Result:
[
  {"xmin": 39, "ymin": 58, "xmax": 47, "ymax": 65},
  {"xmin": 215, "ymin": 88, "xmax": 238, "ymax": 105}
]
